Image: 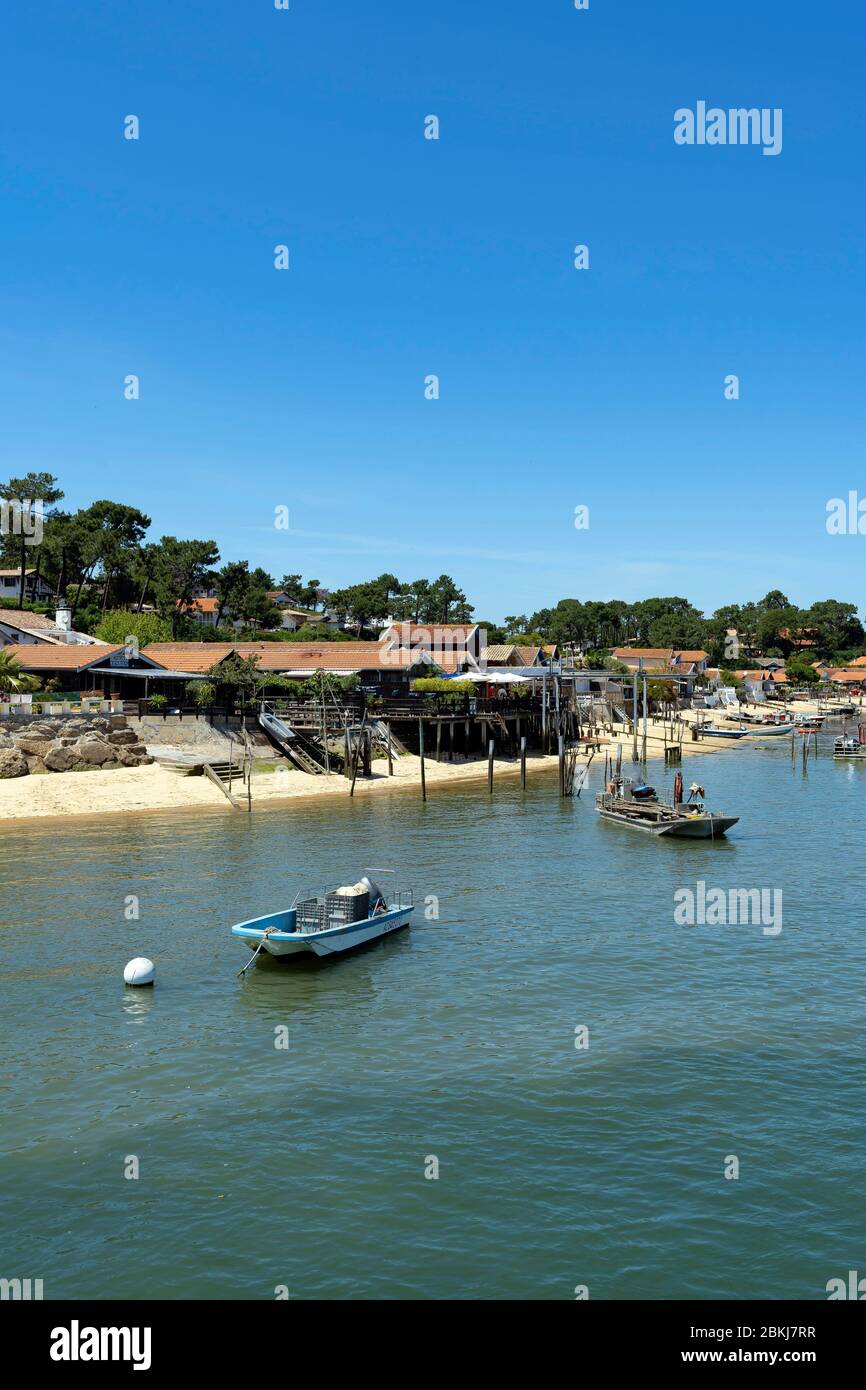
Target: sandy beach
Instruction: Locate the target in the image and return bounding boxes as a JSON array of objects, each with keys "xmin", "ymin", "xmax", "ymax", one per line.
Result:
[{"xmin": 0, "ymin": 710, "xmax": 789, "ymax": 826}]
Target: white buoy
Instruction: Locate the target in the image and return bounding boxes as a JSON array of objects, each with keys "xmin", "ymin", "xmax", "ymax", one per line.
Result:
[{"xmin": 123, "ymin": 957, "xmax": 155, "ymax": 986}]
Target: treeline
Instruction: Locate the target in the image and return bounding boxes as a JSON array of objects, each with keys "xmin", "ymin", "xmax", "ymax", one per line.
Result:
[
  {"xmin": 0, "ymin": 473, "xmax": 474, "ymax": 642},
  {"xmin": 508, "ymin": 593, "xmax": 865, "ymax": 666},
  {"xmin": 1, "ymin": 474, "xmax": 862, "ymax": 662}
]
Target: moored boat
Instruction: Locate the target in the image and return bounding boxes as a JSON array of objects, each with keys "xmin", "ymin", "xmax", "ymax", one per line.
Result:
[
  {"xmin": 232, "ymin": 874, "xmax": 414, "ymax": 964},
  {"xmin": 833, "ymin": 726, "xmax": 866, "ymax": 760},
  {"xmin": 595, "ymin": 775, "xmax": 738, "ymax": 839},
  {"xmin": 741, "ymin": 722, "xmax": 794, "ymax": 736}
]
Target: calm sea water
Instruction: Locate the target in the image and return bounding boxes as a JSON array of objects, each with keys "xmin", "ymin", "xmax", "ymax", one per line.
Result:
[{"xmin": 2, "ymin": 741, "xmax": 865, "ymax": 1300}]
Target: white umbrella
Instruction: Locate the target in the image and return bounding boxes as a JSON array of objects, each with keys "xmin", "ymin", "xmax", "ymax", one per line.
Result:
[{"xmin": 480, "ymin": 670, "xmax": 533, "ymax": 684}]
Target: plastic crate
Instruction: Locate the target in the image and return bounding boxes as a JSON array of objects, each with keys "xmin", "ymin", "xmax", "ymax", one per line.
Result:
[{"xmin": 324, "ymin": 890, "xmax": 370, "ymax": 924}]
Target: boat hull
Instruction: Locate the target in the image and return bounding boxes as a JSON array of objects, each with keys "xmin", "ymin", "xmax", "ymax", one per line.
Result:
[
  {"xmin": 597, "ymin": 809, "xmax": 738, "ymax": 838},
  {"xmin": 742, "ymin": 725, "xmax": 793, "ymax": 736},
  {"xmin": 696, "ymin": 728, "xmax": 747, "ymax": 739},
  {"xmin": 232, "ymin": 906, "xmax": 414, "ymax": 960}
]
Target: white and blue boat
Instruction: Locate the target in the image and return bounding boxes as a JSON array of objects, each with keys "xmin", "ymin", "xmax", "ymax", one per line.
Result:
[{"xmin": 232, "ymin": 874, "xmax": 414, "ymax": 964}]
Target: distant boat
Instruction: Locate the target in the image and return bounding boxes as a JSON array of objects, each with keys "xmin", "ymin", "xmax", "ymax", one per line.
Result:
[
  {"xmin": 833, "ymin": 726, "xmax": 866, "ymax": 760},
  {"xmin": 742, "ymin": 722, "xmax": 794, "ymax": 736},
  {"xmin": 695, "ymin": 726, "xmax": 748, "ymax": 739},
  {"xmin": 232, "ymin": 874, "xmax": 413, "ymax": 963},
  {"xmin": 595, "ymin": 775, "xmax": 738, "ymax": 839}
]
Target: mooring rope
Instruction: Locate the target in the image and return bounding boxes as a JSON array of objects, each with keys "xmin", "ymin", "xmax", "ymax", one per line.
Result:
[{"xmin": 237, "ymin": 926, "xmax": 279, "ymax": 976}]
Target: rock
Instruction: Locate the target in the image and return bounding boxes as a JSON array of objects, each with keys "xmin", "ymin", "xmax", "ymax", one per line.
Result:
[
  {"xmin": 0, "ymin": 749, "xmax": 29, "ymax": 778},
  {"xmin": 75, "ymin": 739, "xmax": 114, "ymax": 766},
  {"xmin": 26, "ymin": 722, "xmax": 58, "ymax": 738},
  {"xmin": 117, "ymin": 746, "xmax": 151, "ymax": 767},
  {"xmin": 44, "ymin": 745, "xmax": 78, "ymax": 772},
  {"xmin": 13, "ymin": 737, "xmax": 54, "ymax": 758},
  {"xmin": 0, "ymin": 731, "xmax": 13, "ymax": 750},
  {"xmin": 108, "ymin": 729, "xmax": 138, "ymax": 746}
]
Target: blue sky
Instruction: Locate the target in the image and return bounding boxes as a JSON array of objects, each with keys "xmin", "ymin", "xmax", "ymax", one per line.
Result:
[{"xmin": 1, "ymin": 1, "xmax": 864, "ymax": 621}]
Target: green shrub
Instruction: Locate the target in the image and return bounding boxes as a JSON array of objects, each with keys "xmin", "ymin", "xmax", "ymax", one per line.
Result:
[
  {"xmin": 411, "ymin": 678, "xmax": 476, "ymax": 695},
  {"xmin": 95, "ymin": 610, "xmax": 172, "ymax": 645},
  {"xmin": 186, "ymin": 680, "xmax": 216, "ymax": 707}
]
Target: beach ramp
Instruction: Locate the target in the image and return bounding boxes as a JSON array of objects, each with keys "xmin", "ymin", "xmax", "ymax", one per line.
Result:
[{"xmin": 258, "ymin": 710, "xmax": 326, "ymax": 775}]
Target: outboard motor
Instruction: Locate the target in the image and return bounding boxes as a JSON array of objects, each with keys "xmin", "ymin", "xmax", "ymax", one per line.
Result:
[{"xmin": 360, "ymin": 874, "xmax": 387, "ymax": 908}]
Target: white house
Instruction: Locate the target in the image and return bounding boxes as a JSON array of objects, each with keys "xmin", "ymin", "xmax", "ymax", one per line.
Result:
[{"xmin": 0, "ymin": 568, "xmax": 54, "ymax": 604}]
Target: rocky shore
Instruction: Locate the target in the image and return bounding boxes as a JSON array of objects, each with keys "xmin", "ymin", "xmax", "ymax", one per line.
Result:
[{"xmin": 0, "ymin": 714, "xmax": 153, "ymax": 778}]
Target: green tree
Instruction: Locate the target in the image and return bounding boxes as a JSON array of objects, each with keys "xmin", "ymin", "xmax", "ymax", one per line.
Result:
[
  {"xmin": 0, "ymin": 472, "xmax": 65, "ymax": 605},
  {"xmin": 151, "ymin": 537, "xmax": 220, "ymax": 635},
  {"xmin": 95, "ymin": 610, "xmax": 172, "ymax": 646},
  {"xmin": 0, "ymin": 648, "xmax": 40, "ymax": 693},
  {"xmin": 66, "ymin": 500, "xmax": 151, "ymax": 620},
  {"xmin": 214, "ymin": 560, "xmax": 250, "ymax": 625},
  {"xmin": 186, "ymin": 679, "xmax": 216, "ymax": 707},
  {"xmin": 785, "ymin": 654, "xmax": 819, "ymax": 686},
  {"xmin": 329, "ymin": 573, "xmax": 400, "ymax": 634}
]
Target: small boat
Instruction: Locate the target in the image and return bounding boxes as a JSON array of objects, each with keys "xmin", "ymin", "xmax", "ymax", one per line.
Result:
[
  {"xmin": 695, "ymin": 725, "xmax": 748, "ymax": 739},
  {"xmin": 793, "ymin": 713, "xmax": 824, "ymax": 728},
  {"xmin": 833, "ymin": 726, "xmax": 866, "ymax": 760},
  {"xmin": 741, "ymin": 722, "xmax": 794, "ymax": 736},
  {"xmin": 596, "ymin": 775, "xmax": 738, "ymax": 838},
  {"xmin": 232, "ymin": 874, "xmax": 414, "ymax": 964}
]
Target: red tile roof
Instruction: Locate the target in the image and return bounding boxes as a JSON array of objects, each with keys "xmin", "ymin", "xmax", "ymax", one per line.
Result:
[
  {"xmin": 825, "ymin": 668, "xmax": 865, "ymax": 684},
  {"xmin": 142, "ymin": 641, "xmax": 463, "ymax": 674},
  {"xmin": 0, "ymin": 608, "xmax": 57, "ymax": 630},
  {"xmin": 141, "ymin": 643, "xmax": 234, "ymax": 673},
  {"xmin": 1, "ymin": 642, "xmax": 121, "ymax": 671},
  {"xmin": 379, "ymin": 623, "xmax": 478, "ymax": 646},
  {"xmin": 178, "ymin": 596, "xmax": 220, "ymax": 614}
]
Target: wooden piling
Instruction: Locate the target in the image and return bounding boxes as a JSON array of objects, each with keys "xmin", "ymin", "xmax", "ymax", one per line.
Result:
[
  {"xmin": 558, "ymin": 733, "xmax": 565, "ymax": 795},
  {"xmin": 488, "ymin": 738, "xmax": 494, "ymax": 793},
  {"xmin": 419, "ymin": 718, "xmax": 427, "ymax": 802},
  {"xmin": 521, "ymin": 735, "xmax": 527, "ymax": 788},
  {"xmin": 386, "ymin": 720, "xmax": 393, "ymax": 776}
]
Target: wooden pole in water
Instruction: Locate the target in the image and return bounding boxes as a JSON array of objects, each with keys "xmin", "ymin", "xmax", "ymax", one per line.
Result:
[
  {"xmin": 344, "ymin": 728, "xmax": 351, "ymax": 779},
  {"xmin": 558, "ymin": 733, "xmax": 565, "ymax": 795},
  {"xmin": 641, "ymin": 667, "xmax": 648, "ymax": 763},
  {"xmin": 349, "ymin": 712, "xmax": 367, "ymax": 797},
  {"xmin": 521, "ymin": 734, "xmax": 527, "ymax": 788},
  {"xmin": 386, "ymin": 720, "xmax": 393, "ymax": 775},
  {"xmin": 320, "ymin": 680, "xmax": 330, "ymax": 774},
  {"xmin": 435, "ymin": 719, "xmax": 442, "ymax": 762},
  {"xmin": 419, "ymin": 718, "xmax": 427, "ymax": 802},
  {"xmin": 488, "ymin": 738, "xmax": 494, "ymax": 792},
  {"xmin": 632, "ymin": 670, "xmax": 639, "ymax": 761}
]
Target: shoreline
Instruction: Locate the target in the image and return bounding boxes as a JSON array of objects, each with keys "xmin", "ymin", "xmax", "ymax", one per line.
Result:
[{"xmin": 1, "ymin": 703, "xmax": 852, "ymax": 829}]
